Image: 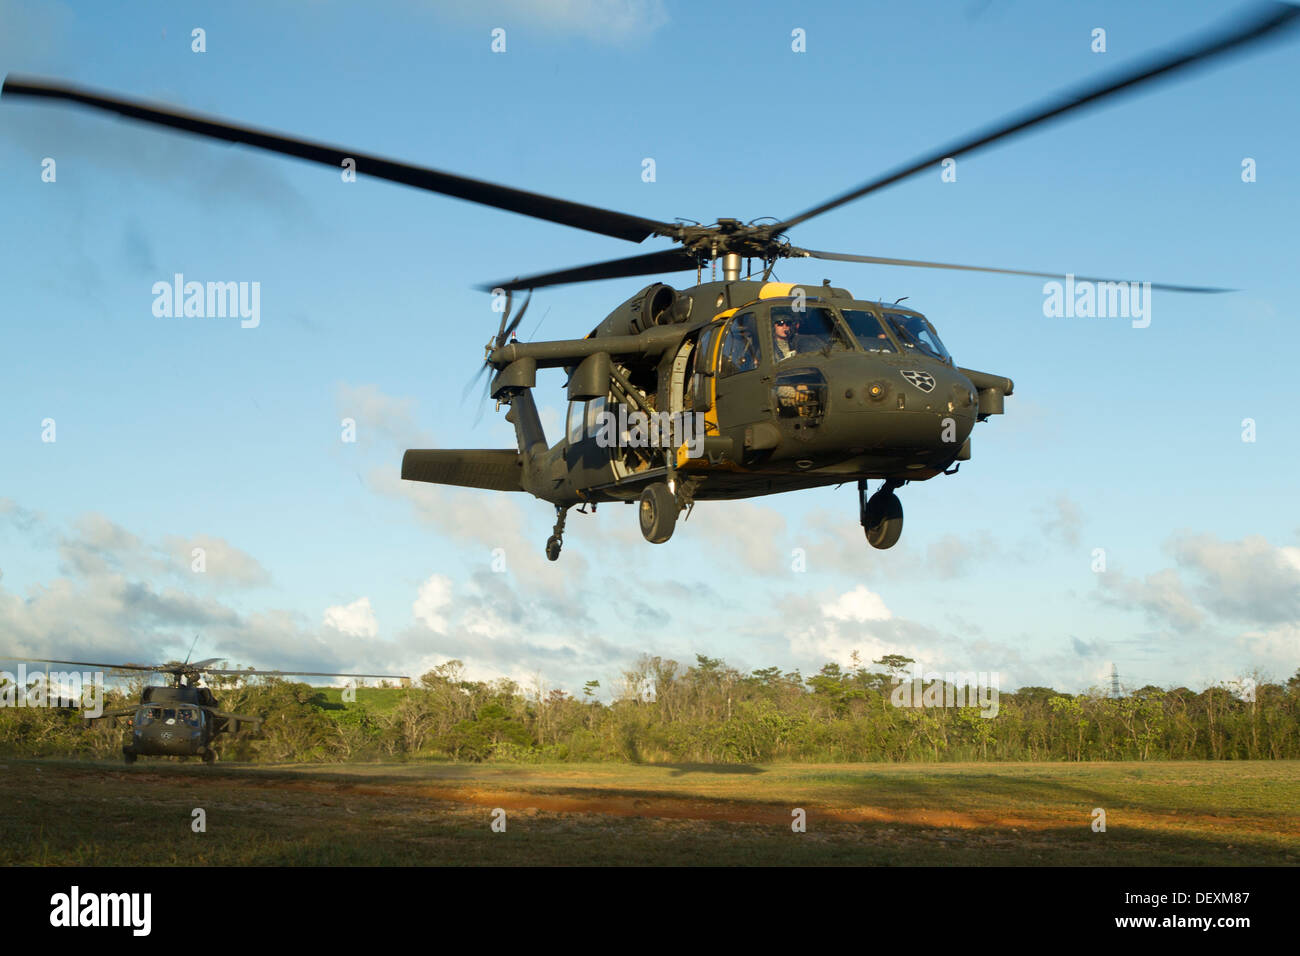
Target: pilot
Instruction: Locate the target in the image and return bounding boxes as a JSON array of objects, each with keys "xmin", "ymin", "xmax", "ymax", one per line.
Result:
[
  {"xmin": 773, "ymin": 314, "xmax": 799, "ymax": 362},
  {"xmin": 773, "ymin": 313, "xmax": 805, "ymax": 408}
]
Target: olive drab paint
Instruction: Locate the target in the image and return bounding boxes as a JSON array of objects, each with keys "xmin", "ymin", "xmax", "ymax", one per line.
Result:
[{"xmin": 7, "ymin": 6, "xmax": 1287, "ymax": 561}]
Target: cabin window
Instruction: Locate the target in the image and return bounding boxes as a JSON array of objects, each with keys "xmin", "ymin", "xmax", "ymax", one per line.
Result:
[
  {"xmin": 773, "ymin": 368, "xmax": 828, "ymax": 423},
  {"xmin": 566, "ymin": 401, "xmax": 584, "ymax": 444},
  {"xmin": 583, "ymin": 396, "xmax": 607, "ymax": 438}
]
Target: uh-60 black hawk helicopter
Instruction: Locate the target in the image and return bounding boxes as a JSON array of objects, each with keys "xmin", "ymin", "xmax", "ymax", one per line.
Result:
[
  {"xmin": 5, "ymin": 4, "xmax": 1294, "ymax": 559},
  {"xmin": 10, "ymin": 656, "xmax": 408, "ymax": 764}
]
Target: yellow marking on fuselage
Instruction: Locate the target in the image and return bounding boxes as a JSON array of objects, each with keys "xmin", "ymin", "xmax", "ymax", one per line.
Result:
[
  {"xmin": 702, "ymin": 310, "xmax": 735, "ymax": 444},
  {"xmin": 759, "ymin": 281, "xmax": 798, "ymax": 299},
  {"xmin": 674, "ymin": 308, "xmax": 753, "ymax": 473}
]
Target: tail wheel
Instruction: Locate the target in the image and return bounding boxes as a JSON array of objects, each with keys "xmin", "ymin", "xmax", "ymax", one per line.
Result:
[
  {"xmin": 864, "ymin": 491, "xmax": 904, "ymax": 549},
  {"xmin": 638, "ymin": 483, "xmax": 678, "ymax": 544},
  {"xmin": 202, "ymin": 749, "xmax": 217, "ymax": 765}
]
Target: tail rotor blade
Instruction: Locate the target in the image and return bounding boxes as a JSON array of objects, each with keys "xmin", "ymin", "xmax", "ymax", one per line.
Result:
[{"xmin": 501, "ymin": 290, "xmax": 532, "ymax": 343}]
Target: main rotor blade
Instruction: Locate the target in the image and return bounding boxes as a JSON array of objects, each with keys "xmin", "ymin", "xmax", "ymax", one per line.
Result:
[
  {"xmin": 202, "ymin": 669, "xmax": 410, "ymax": 679},
  {"xmin": 774, "ymin": 2, "xmax": 1300, "ymax": 233},
  {"xmin": 1, "ymin": 76, "xmax": 673, "ymax": 244},
  {"xmin": 793, "ymin": 248, "xmax": 1234, "ymax": 293},
  {"xmin": 0, "ymin": 657, "xmax": 162, "ymax": 672},
  {"xmin": 482, "ymin": 247, "xmax": 698, "ymax": 292}
]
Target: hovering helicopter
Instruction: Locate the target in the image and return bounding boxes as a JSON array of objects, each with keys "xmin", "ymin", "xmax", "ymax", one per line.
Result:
[
  {"xmin": 9, "ymin": 656, "xmax": 409, "ymax": 764},
  {"xmin": 4, "ymin": 4, "xmax": 1295, "ymax": 560}
]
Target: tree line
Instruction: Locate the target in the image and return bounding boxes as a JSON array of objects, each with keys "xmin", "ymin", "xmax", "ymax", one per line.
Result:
[{"xmin": 1, "ymin": 654, "xmax": 1296, "ymax": 763}]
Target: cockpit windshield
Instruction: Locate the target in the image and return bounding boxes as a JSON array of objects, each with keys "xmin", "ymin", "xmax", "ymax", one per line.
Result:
[
  {"xmin": 839, "ymin": 309, "xmax": 898, "ymax": 353},
  {"xmin": 883, "ymin": 311, "xmax": 951, "ymax": 362}
]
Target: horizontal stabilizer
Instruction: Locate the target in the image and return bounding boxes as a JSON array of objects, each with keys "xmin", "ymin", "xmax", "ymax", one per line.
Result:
[{"xmin": 401, "ymin": 449, "xmax": 525, "ymax": 492}]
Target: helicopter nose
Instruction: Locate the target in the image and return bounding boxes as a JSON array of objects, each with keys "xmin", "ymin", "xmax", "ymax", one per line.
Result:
[
  {"xmin": 853, "ymin": 364, "xmax": 976, "ymax": 416},
  {"xmin": 838, "ymin": 362, "xmax": 977, "ymax": 461}
]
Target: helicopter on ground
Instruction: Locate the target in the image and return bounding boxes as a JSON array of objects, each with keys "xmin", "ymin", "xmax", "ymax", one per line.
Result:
[
  {"xmin": 9, "ymin": 656, "xmax": 408, "ymax": 764},
  {"xmin": 4, "ymin": 4, "xmax": 1295, "ymax": 560}
]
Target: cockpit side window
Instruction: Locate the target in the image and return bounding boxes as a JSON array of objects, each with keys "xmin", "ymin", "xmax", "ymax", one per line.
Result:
[
  {"xmin": 770, "ymin": 305, "xmax": 850, "ymax": 360},
  {"xmin": 691, "ymin": 323, "xmax": 724, "ymax": 409}
]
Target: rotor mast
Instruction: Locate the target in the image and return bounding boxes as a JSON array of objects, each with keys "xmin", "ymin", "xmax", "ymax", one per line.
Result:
[{"xmin": 721, "ymin": 252, "xmax": 742, "ymax": 282}]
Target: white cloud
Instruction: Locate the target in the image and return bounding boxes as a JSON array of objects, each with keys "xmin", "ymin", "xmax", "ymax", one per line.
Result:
[
  {"xmin": 1169, "ymin": 533, "xmax": 1300, "ymax": 624},
  {"xmin": 366, "ymin": 465, "xmax": 589, "ymax": 589},
  {"xmin": 336, "ymin": 382, "xmax": 433, "ymax": 450},
  {"xmin": 823, "ymin": 585, "xmax": 892, "ymax": 622},
  {"xmin": 687, "ymin": 500, "xmax": 788, "ymax": 575},
  {"xmin": 1234, "ymin": 623, "xmax": 1300, "ymax": 676},
  {"xmin": 58, "ymin": 513, "xmax": 148, "ymax": 577},
  {"xmin": 163, "ymin": 534, "xmax": 271, "ymax": 588},
  {"xmin": 1039, "ymin": 494, "xmax": 1083, "ymax": 549},
  {"xmin": 413, "ymin": 574, "xmax": 453, "ymax": 632},
  {"xmin": 323, "ymin": 597, "xmax": 379, "ymax": 638},
  {"xmin": 1098, "ymin": 567, "xmax": 1205, "ymax": 631}
]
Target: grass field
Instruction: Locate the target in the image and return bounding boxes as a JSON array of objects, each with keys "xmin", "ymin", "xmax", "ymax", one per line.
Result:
[
  {"xmin": 310, "ymin": 686, "xmax": 407, "ymax": 713},
  {"xmin": 1, "ymin": 759, "xmax": 1297, "ymax": 865}
]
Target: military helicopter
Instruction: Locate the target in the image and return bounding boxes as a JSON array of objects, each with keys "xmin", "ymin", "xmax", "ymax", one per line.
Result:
[
  {"xmin": 9, "ymin": 655, "xmax": 408, "ymax": 764},
  {"xmin": 4, "ymin": 4, "xmax": 1295, "ymax": 560}
]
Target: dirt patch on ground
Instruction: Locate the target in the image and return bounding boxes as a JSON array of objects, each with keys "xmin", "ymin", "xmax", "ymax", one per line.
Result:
[
  {"xmin": 411, "ymin": 785, "xmax": 1057, "ymax": 829},
  {"xmin": 4, "ymin": 760, "xmax": 1297, "ymax": 866}
]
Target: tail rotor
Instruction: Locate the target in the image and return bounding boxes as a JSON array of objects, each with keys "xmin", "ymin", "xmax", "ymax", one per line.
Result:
[{"xmin": 465, "ymin": 288, "xmax": 532, "ymax": 415}]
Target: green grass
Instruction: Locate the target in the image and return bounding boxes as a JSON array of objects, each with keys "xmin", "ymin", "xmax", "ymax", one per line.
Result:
[
  {"xmin": 310, "ymin": 686, "xmax": 407, "ymax": 713},
  {"xmin": 1, "ymin": 759, "xmax": 1296, "ymax": 865}
]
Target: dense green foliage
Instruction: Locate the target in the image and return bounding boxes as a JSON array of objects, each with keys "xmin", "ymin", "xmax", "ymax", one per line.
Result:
[{"xmin": 2, "ymin": 656, "xmax": 1297, "ymax": 763}]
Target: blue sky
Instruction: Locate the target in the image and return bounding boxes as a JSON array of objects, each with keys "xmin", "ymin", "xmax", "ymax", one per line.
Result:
[{"xmin": 1, "ymin": 0, "xmax": 1297, "ymax": 697}]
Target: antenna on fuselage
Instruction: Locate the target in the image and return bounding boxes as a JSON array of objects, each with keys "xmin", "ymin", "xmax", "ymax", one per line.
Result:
[{"xmin": 183, "ymin": 633, "xmax": 200, "ymax": 666}]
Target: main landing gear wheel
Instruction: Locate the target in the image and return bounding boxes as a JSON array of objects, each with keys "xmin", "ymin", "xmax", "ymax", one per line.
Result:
[
  {"xmin": 638, "ymin": 482, "xmax": 678, "ymax": 544},
  {"xmin": 202, "ymin": 749, "xmax": 217, "ymax": 765},
  {"xmin": 860, "ymin": 479, "xmax": 904, "ymax": 550},
  {"xmin": 545, "ymin": 536, "xmax": 562, "ymax": 561},
  {"xmin": 123, "ymin": 750, "xmax": 137, "ymax": 765}
]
